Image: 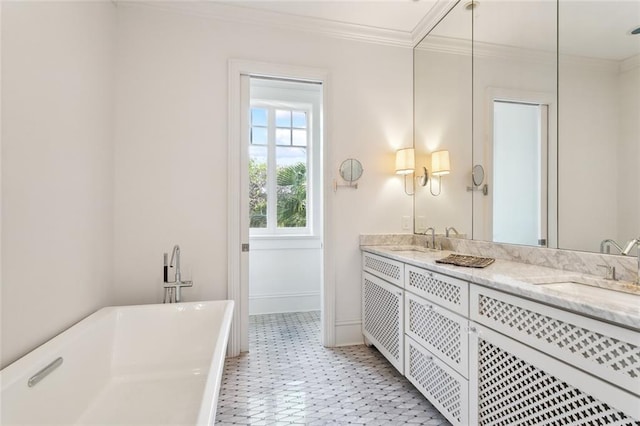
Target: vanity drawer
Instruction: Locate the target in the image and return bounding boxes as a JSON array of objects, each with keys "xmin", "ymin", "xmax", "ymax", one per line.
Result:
[
  {"xmin": 405, "ymin": 265, "xmax": 468, "ymax": 316},
  {"xmin": 405, "ymin": 336, "xmax": 469, "ymax": 426},
  {"xmin": 470, "ymin": 285, "xmax": 640, "ymax": 396},
  {"xmin": 363, "ymin": 252, "xmax": 404, "ymax": 288},
  {"xmin": 405, "ymin": 291, "xmax": 469, "ymax": 378}
]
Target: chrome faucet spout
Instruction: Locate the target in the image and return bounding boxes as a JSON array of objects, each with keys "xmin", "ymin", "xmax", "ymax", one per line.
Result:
[
  {"xmin": 424, "ymin": 227, "xmax": 436, "ymax": 249},
  {"xmin": 620, "ymin": 237, "xmax": 640, "ymax": 285},
  {"xmin": 445, "ymin": 227, "xmax": 459, "ymax": 238},
  {"xmin": 621, "ymin": 237, "xmax": 640, "ymax": 256},
  {"xmin": 600, "ymin": 239, "xmax": 623, "ymax": 254}
]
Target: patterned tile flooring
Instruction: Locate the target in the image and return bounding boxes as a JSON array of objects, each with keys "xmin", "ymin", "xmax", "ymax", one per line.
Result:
[{"xmin": 215, "ymin": 311, "xmax": 450, "ymax": 425}]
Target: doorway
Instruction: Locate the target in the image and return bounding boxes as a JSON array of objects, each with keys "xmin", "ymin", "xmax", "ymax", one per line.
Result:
[
  {"xmin": 492, "ymin": 100, "xmax": 548, "ymax": 246},
  {"xmin": 227, "ymin": 60, "xmax": 332, "ymax": 357},
  {"xmin": 247, "ymin": 77, "xmax": 323, "ymax": 317}
]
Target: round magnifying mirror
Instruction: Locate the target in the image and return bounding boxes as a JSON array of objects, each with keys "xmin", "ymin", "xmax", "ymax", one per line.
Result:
[
  {"xmin": 472, "ymin": 164, "xmax": 485, "ymax": 186},
  {"xmin": 339, "ymin": 159, "xmax": 364, "ymax": 183}
]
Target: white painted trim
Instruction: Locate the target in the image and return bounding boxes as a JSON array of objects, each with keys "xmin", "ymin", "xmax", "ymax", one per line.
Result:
[
  {"xmin": 250, "ymin": 290, "xmax": 321, "ymax": 300},
  {"xmin": 335, "ymin": 319, "xmax": 364, "ymax": 347},
  {"xmin": 411, "ymin": 0, "xmax": 459, "ymax": 47},
  {"xmin": 228, "ymin": 60, "xmax": 335, "ymax": 353},
  {"xmin": 483, "ymin": 87, "xmax": 558, "ymax": 249},
  {"xmin": 621, "ymin": 54, "xmax": 640, "ymax": 73},
  {"xmin": 227, "ymin": 63, "xmax": 243, "ymax": 357},
  {"xmin": 249, "ymin": 291, "xmax": 321, "ymax": 315},
  {"xmin": 128, "ymin": 1, "xmax": 413, "ymax": 48}
]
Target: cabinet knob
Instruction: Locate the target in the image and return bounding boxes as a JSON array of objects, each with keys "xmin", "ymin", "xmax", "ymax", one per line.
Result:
[{"xmin": 468, "ymin": 326, "xmax": 477, "ymax": 333}]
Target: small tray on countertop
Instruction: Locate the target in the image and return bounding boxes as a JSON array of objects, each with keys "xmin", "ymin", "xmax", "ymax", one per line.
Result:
[{"xmin": 436, "ymin": 254, "xmax": 495, "ymax": 268}]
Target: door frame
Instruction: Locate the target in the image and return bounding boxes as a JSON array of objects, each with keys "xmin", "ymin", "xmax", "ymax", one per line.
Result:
[
  {"xmin": 482, "ymin": 87, "xmax": 558, "ymax": 249},
  {"xmin": 227, "ymin": 59, "xmax": 333, "ymax": 356}
]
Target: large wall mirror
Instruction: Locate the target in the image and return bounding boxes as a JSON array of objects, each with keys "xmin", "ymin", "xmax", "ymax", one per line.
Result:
[
  {"xmin": 414, "ymin": 0, "xmax": 639, "ymax": 257},
  {"xmin": 413, "ymin": 0, "xmax": 472, "ymax": 235}
]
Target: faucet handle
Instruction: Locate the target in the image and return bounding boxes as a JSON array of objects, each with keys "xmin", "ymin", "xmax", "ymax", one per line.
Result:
[{"xmin": 597, "ymin": 264, "xmax": 616, "ymax": 281}]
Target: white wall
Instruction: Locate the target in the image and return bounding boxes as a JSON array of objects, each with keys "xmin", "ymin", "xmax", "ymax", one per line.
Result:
[
  {"xmin": 558, "ymin": 58, "xmax": 619, "ymax": 252},
  {"xmin": 113, "ymin": 4, "xmax": 413, "ymax": 344},
  {"xmin": 249, "ymin": 242, "xmax": 321, "ymax": 315},
  {"xmin": 1, "ymin": 2, "xmax": 116, "ymax": 367}
]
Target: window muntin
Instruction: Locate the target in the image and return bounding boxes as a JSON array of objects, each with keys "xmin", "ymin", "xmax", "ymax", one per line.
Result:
[{"xmin": 249, "ymin": 104, "xmax": 311, "ymax": 235}]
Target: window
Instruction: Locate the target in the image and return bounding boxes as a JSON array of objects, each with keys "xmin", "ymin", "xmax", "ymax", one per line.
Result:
[{"xmin": 248, "ymin": 78, "xmax": 320, "ymax": 237}]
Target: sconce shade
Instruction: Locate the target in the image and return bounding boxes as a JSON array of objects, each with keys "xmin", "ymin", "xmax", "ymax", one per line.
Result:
[
  {"xmin": 395, "ymin": 148, "xmax": 415, "ymax": 175},
  {"xmin": 431, "ymin": 150, "xmax": 450, "ymax": 176}
]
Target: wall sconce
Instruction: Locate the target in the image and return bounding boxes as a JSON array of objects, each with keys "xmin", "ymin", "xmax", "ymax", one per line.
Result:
[
  {"xmin": 428, "ymin": 150, "xmax": 450, "ymax": 196},
  {"xmin": 395, "ymin": 148, "xmax": 428, "ymax": 196}
]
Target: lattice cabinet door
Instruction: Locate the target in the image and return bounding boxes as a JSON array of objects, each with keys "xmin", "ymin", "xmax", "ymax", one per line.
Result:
[
  {"xmin": 362, "ymin": 272, "xmax": 404, "ymax": 373},
  {"xmin": 405, "ymin": 336, "xmax": 469, "ymax": 426},
  {"xmin": 405, "ymin": 265, "xmax": 469, "ymax": 316},
  {"xmin": 469, "ymin": 323, "xmax": 640, "ymax": 425},
  {"xmin": 362, "ymin": 252, "xmax": 404, "ymax": 288},
  {"xmin": 405, "ymin": 291, "xmax": 469, "ymax": 378},
  {"xmin": 470, "ymin": 285, "xmax": 640, "ymax": 396}
]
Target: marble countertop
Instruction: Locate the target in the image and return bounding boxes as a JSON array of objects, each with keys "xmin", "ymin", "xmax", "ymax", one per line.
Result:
[{"xmin": 362, "ymin": 245, "xmax": 640, "ymax": 331}]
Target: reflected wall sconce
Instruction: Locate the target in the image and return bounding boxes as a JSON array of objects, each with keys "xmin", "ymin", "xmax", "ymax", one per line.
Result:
[
  {"xmin": 395, "ymin": 147, "xmax": 428, "ymax": 196},
  {"xmin": 428, "ymin": 150, "xmax": 450, "ymax": 196}
]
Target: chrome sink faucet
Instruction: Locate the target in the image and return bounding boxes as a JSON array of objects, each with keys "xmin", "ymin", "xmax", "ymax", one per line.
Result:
[
  {"xmin": 163, "ymin": 244, "xmax": 193, "ymax": 303},
  {"xmin": 445, "ymin": 227, "xmax": 459, "ymax": 238},
  {"xmin": 600, "ymin": 239, "xmax": 623, "ymax": 254},
  {"xmin": 621, "ymin": 237, "xmax": 640, "ymax": 285},
  {"xmin": 424, "ymin": 227, "xmax": 436, "ymax": 250}
]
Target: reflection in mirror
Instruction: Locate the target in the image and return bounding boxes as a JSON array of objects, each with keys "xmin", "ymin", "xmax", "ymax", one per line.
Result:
[
  {"xmin": 558, "ymin": 0, "xmax": 639, "ymax": 255},
  {"xmin": 471, "ymin": 0, "xmax": 557, "ymax": 248},
  {"xmin": 471, "ymin": 164, "xmax": 484, "ymax": 187},
  {"xmin": 413, "ymin": 0, "xmax": 472, "ymax": 235},
  {"xmin": 339, "ymin": 158, "xmax": 363, "ymax": 183}
]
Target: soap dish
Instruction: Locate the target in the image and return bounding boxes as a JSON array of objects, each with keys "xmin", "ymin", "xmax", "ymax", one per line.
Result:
[{"xmin": 436, "ymin": 254, "xmax": 495, "ymax": 268}]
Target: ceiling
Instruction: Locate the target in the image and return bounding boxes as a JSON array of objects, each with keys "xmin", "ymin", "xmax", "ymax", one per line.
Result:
[
  {"xmin": 428, "ymin": 0, "xmax": 640, "ymax": 61},
  {"xmin": 136, "ymin": 1, "xmax": 640, "ymax": 59}
]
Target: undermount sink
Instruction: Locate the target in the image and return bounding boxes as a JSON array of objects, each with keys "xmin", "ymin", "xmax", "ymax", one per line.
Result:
[
  {"xmin": 538, "ymin": 281, "xmax": 640, "ymax": 311},
  {"xmin": 528, "ymin": 275, "xmax": 640, "ymax": 296}
]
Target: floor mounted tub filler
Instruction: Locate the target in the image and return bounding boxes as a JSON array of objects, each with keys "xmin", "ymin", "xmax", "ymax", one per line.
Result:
[{"xmin": 1, "ymin": 300, "xmax": 234, "ymax": 425}]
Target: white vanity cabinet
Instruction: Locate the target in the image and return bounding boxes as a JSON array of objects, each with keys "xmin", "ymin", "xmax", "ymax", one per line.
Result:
[
  {"xmin": 469, "ymin": 285, "xmax": 640, "ymax": 424},
  {"xmin": 362, "ymin": 252, "xmax": 405, "ymax": 373},
  {"xmin": 403, "ymin": 266, "xmax": 471, "ymax": 426},
  {"xmin": 362, "ymin": 249, "xmax": 640, "ymax": 425}
]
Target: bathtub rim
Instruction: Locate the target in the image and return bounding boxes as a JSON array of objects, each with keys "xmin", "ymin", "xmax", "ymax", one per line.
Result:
[{"xmin": 1, "ymin": 300, "xmax": 235, "ymax": 426}]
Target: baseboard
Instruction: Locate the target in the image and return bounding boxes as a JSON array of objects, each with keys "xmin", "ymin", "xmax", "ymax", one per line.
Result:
[
  {"xmin": 249, "ymin": 291, "xmax": 320, "ymax": 315},
  {"xmin": 335, "ymin": 319, "xmax": 364, "ymax": 346}
]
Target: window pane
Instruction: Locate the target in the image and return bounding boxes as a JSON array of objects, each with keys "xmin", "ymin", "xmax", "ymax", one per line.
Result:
[
  {"xmin": 251, "ymin": 108, "xmax": 267, "ymax": 127},
  {"xmin": 276, "ymin": 147, "xmax": 307, "ymax": 228},
  {"xmin": 276, "ymin": 110, "xmax": 291, "ymax": 127},
  {"xmin": 292, "ymin": 129, "xmax": 307, "ymax": 147},
  {"xmin": 292, "ymin": 111, "xmax": 307, "ymax": 128},
  {"xmin": 249, "ymin": 146, "xmax": 268, "ymax": 228},
  {"xmin": 275, "ymin": 128, "xmax": 291, "ymax": 146},
  {"xmin": 251, "ymin": 127, "xmax": 267, "ymax": 145}
]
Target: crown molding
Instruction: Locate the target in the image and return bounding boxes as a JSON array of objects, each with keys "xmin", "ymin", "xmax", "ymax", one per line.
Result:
[
  {"xmin": 411, "ymin": 0, "xmax": 459, "ymax": 47},
  {"xmin": 620, "ymin": 54, "xmax": 640, "ymax": 73},
  {"xmin": 122, "ymin": 1, "xmax": 418, "ymax": 48}
]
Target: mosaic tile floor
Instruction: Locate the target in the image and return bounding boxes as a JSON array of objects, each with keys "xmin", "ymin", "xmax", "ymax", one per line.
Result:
[{"xmin": 215, "ymin": 311, "xmax": 451, "ymax": 425}]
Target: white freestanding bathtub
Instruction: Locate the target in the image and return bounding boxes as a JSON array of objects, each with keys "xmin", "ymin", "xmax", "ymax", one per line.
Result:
[{"xmin": 0, "ymin": 300, "xmax": 234, "ymax": 425}]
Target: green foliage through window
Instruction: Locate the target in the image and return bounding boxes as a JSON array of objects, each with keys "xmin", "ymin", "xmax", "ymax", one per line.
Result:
[{"xmin": 249, "ymin": 160, "xmax": 307, "ymax": 229}]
